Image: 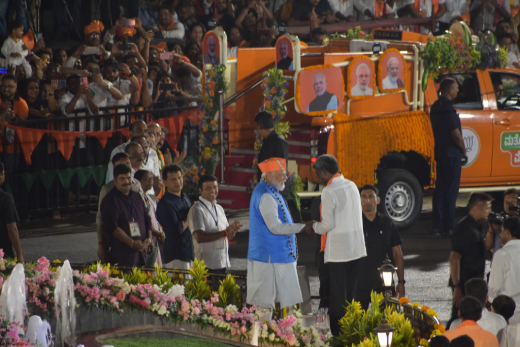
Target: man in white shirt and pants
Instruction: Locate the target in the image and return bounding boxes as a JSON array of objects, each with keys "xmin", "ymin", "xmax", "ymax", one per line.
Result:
[
  {"xmin": 489, "ymin": 217, "xmax": 520, "ymax": 325},
  {"xmin": 449, "ymin": 278, "xmax": 507, "ymax": 335},
  {"xmin": 312, "ymin": 154, "xmax": 366, "ymax": 336},
  {"xmin": 188, "ymin": 175, "xmax": 242, "ymax": 285}
]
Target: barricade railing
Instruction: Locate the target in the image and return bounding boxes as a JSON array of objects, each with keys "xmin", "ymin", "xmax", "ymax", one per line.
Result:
[{"xmin": 2, "ymin": 101, "xmax": 200, "ymax": 218}]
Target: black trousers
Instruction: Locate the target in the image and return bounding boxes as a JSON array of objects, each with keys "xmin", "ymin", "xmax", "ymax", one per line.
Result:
[
  {"xmin": 432, "ymin": 157, "xmax": 461, "ymax": 232},
  {"xmin": 317, "ymin": 251, "xmax": 330, "ymax": 309},
  {"xmin": 447, "ymin": 286, "xmax": 465, "ymax": 329},
  {"xmin": 208, "ymin": 267, "xmax": 227, "ymax": 291},
  {"xmin": 329, "ymin": 259, "xmax": 360, "ymax": 336}
]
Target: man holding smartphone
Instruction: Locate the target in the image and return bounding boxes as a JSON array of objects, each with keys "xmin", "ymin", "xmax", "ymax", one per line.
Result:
[
  {"xmin": 102, "ymin": 58, "xmax": 140, "ymax": 115},
  {"xmin": 85, "ymin": 58, "xmax": 124, "ymax": 109}
]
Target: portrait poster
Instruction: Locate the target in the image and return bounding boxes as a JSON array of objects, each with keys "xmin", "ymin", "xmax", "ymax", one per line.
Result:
[
  {"xmin": 275, "ymin": 34, "xmax": 300, "ymax": 71},
  {"xmin": 295, "ymin": 65, "xmax": 344, "ymax": 116},
  {"xmin": 378, "ymin": 49, "xmax": 406, "ymax": 93},
  {"xmin": 202, "ymin": 31, "xmax": 222, "ymax": 67},
  {"xmin": 347, "ymin": 56, "xmax": 376, "ymax": 100}
]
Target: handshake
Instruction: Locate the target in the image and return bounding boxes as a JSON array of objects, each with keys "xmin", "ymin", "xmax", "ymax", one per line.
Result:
[{"xmin": 301, "ymin": 221, "xmax": 317, "ymax": 235}]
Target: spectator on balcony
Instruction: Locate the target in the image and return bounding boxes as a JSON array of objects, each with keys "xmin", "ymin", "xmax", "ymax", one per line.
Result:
[
  {"xmin": 450, "ymin": 278, "xmax": 507, "ymax": 335},
  {"xmin": 0, "ymin": 74, "xmax": 28, "ymax": 122},
  {"xmin": 444, "ymin": 296, "xmax": 499, "ymax": 347},
  {"xmin": 311, "ymin": 27, "xmax": 330, "ymax": 45},
  {"xmin": 0, "ymin": 162, "xmax": 23, "ymax": 263},
  {"xmin": 438, "ymin": 0, "xmax": 467, "ymax": 32},
  {"xmin": 120, "ymin": 52, "xmax": 153, "ymax": 108},
  {"xmin": 102, "ymin": 58, "xmax": 140, "ymax": 111},
  {"xmin": 65, "ymin": 21, "xmax": 110, "ymax": 69},
  {"xmin": 328, "ymin": 0, "xmax": 356, "ymax": 21},
  {"xmin": 489, "ymin": 217, "xmax": 520, "ymax": 325},
  {"xmin": 188, "ymin": 23, "xmax": 205, "ymax": 47},
  {"xmin": 106, "ymin": 120, "xmax": 148, "ymax": 182},
  {"xmin": 1, "ymin": 21, "xmax": 32, "ymax": 78},
  {"xmin": 355, "ymin": 0, "xmax": 394, "ymax": 20},
  {"xmin": 53, "ymin": 48, "xmax": 68, "ymax": 67},
  {"xmin": 96, "ymin": 152, "xmax": 145, "ymax": 262},
  {"xmin": 84, "ymin": 58, "xmax": 124, "ymax": 110},
  {"xmin": 150, "ymin": 5, "xmax": 185, "ymax": 39},
  {"xmin": 139, "ymin": 0, "xmax": 178, "ymax": 31},
  {"xmin": 177, "ymin": 2, "xmax": 199, "ymax": 40},
  {"xmin": 22, "ymin": 79, "xmax": 55, "ymax": 129},
  {"xmin": 470, "ymin": 0, "xmax": 510, "ymax": 33},
  {"xmin": 59, "ymin": 74, "xmax": 99, "ymax": 128},
  {"xmin": 173, "ymin": 54, "xmax": 202, "ymax": 98},
  {"xmin": 100, "ymin": 163, "xmax": 153, "ymax": 267},
  {"xmin": 228, "ymin": 26, "xmax": 244, "ymax": 57},
  {"xmin": 287, "ymin": 0, "xmax": 337, "ymax": 27},
  {"xmin": 157, "ymin": 164, "xmax": 194, "ymax": 270},
  {"xmin": 498, "ymin": 33, "xmax": 520, "ymax": 68},
  {"xmin": 492, "ymin": 295, "xmax": 516, "ymax": 324}
]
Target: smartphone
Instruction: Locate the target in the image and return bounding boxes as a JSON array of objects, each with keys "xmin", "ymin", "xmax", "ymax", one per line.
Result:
[
  {"xmin": 84, "ymin": 46, "xmax": 100, "ymax": 55},
  {"xmin": 58, "ymin": 80, "xmax": 67, "ymax": 88},
  {"xmin": 159, "ymin": 83, "xmax": 175, "ymax": 91},
  {"xmin": 122, "ymin": 19, "xmax": 136, "ymax": 27},
  {"xmin": 80, "ymin": 77, "xmax": 88, "ymax": 86},
  {"xmin": 0, "ymin": 67, "xmax": 7, "ymax": 74},
  {"xmin": 207, "ymin": 18, "xmax": 216, "ymax": 29},
  {"xmin": 278, "ymin": 25, "xmax": 286, "ymax": 34},
  {"xmin": 119, "ymin": 44, "xmax": 132, "ymax": 51},
  {"xmin": 35, "ymin": 33, "xmax": 43, "ymax": 42},
  {"xmin": 159, "ymin": 52, "xmax": 175, "ymax": 60},
  {"xmin": 92, "ymin": 66, "xmax": 100, "ymax": 74}
]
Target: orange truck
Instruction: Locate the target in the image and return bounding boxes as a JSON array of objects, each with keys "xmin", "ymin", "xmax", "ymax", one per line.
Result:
[{"xmin": 221, "ymin": 32, "xmax": 520, "ymax": 229}]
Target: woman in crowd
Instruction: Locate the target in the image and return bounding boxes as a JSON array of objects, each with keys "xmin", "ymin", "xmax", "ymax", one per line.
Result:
[{"xmin": 188, "ymin": 23, "xmax": 205, "ymax": 47}]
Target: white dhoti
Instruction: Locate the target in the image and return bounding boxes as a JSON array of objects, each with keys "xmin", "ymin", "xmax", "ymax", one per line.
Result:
[{"xmin": 246, "ymin": 260, "xmax": 303, "ymax": 309}]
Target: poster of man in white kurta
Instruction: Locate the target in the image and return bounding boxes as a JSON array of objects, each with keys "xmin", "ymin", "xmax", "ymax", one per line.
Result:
[
  {"xmin": 351, "ymin": 64, "xmax": 373, "ymax": 96},
  {"xmin": 382, "ymin": 57, "xmax": 404, "ymax": 90},
  {"xmin": 246, "ymin": 157, "xmax": 315, "ymax": 311}
]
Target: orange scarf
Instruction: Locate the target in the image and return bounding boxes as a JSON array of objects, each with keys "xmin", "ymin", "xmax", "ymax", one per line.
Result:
[
  {"xmin": 319, "ymin": 173, "xmax": 341, "ymax": 252},
  {"xmin": 159, "ymin": 19, "xmax": 175, "ymax": 31},
  {"xmin": 374, "ymin": 1, "xmax": 386, "ymax": 18}
]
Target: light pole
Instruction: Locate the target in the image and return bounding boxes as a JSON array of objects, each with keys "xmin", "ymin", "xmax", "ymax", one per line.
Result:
[{"xmin": 374, "ymin": 254, "xmax": 397, "ymax": 347}]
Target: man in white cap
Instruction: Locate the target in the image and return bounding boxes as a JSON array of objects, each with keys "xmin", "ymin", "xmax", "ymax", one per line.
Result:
[{"xmin": 247, "ymin": 157, "xmax": 314, "ymax": 312}]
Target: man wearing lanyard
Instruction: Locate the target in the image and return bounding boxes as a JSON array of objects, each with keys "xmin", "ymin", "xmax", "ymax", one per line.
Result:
[
  {"xmin": 188, "ymin": 176, "xmax": 243, "ymax": 281},
  {"xmin": 100, "ymin": 164, "xmax": 153, "ymax": 266}
]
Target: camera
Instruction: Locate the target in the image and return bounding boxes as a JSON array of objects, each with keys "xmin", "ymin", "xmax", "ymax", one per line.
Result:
[
  {"xmin": 508, "ymin": 197, "xmax": 520, "ymax": 212},
  {"xmin": 488, "ymin": 212, "xmax": 507, "ymax": 225}
]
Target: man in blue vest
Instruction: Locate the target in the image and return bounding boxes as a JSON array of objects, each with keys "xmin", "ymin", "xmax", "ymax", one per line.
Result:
[{"xmin": 247, "ymin": 157, "xmax": 315, "ymax": 311}]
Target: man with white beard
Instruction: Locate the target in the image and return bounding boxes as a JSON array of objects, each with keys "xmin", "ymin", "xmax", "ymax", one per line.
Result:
[
  {"xmin": 382, "ymin": 57, "xmax": 404, "ymax": 90},
  {"xmin": 247, "ymin": 157, "xmax": 315, "ymax": 313}
]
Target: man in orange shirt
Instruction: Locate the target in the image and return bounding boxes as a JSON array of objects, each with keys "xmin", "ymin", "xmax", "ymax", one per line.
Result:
[{"xmin": 444, "ymin": 296, "xmax": 499, "ymax": 347}]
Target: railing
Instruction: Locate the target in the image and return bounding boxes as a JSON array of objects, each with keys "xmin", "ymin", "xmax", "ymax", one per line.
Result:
[
  {"xmin": 386, "ymin": 299, "xmax": 437, "ymax": 343},
  {"xmin": 2, "ymin": 101, "xmax": 199, "ymax": 218}
]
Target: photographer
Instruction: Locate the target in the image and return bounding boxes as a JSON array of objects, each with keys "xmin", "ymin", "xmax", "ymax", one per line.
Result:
[{"xmin": 485, "ymin": 189, "xmax": 519, "ymax": 259}]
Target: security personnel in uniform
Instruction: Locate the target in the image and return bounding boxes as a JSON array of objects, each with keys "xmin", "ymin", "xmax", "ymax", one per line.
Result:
[
  {"xmin": 357, "ymin": 184, "xmax": 405, "ymax": 309},
  {"xmin": 430, "ymin": 78, "xmax": 468, "ymax": 236}
]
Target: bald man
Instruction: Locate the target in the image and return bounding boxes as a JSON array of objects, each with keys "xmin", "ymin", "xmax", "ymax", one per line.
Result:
[
  {"xmin": 307, "ymin": 73, "xmax": 338, "ymax": 112},
  {"xmin": 203, "ymin": 36, "xmax": 220, "ymax": 65},
  {"xmin": 276, "ymin": 41, "xmax": 294, "ymax": 70},
  {"xmin": 351, "ymin": 64, "xmax": 373, "ymax": 96},
  {"xmin": 382, "ymin": 58, "xmax": 404, "ymax": 90}
]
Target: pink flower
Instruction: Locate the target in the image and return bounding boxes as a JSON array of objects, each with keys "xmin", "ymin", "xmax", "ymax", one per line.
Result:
[
  {"xmin": 211, "ymin": 294, "xmax": 219, "ymax": 303},
  {"xmin": 0, "ymin": 249, "xmax": 4, "ymax": 258},
  {"xmin": 116, "ymin": 291, "xmax": 126, "ymax": 301},
  {"xmin": 35, "ymin": 257, "xmax": 50, "ymax": 272},
  {"xmin": 286, "ymin": 334, "xmax": 297, "ymax": 346},
  {"xmin": 240, "ymin": 326, "xmax": 246, "ymax": 334},
  {"xmin": 225, "ymin": 313, "xmax": 231, "ymax": 321},
  {"xmin": 302, "ymin": 334, "xmax": 311, "ymax": 344}
]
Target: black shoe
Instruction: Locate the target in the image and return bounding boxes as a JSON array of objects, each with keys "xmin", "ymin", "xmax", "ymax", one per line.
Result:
[{"xmin": 432, "ymin": 228, "xmax": 444, "ymax": 236}]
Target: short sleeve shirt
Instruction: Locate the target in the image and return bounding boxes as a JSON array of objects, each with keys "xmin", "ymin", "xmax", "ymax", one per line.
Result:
[
  {"xmin": 188, "ymin": 197, "xmax": 230, "ymax": 270},
  {"xmin": 0, "ymin": 188, "xmax": 19, "ymax": 258},
  {"xmin": 450, "ymin": 215, "xmax": 486, "ymax": 287},
  {"xmin": 430, "ymin": 95, "xmax": 462, "ymax": 159},
  {"xmin": 290, "ymin": 0, "xmax": 333, "ymax": 20},
  {"xmin": 358, "ymin": 213, "xmax": 402, "ymax": 290}
]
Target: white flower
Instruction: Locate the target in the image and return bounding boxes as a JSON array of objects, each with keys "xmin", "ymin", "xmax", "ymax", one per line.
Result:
[
  {"xmin": 225, "ymin": 304, "xmax": 238, "ymax": 315},
  {"xmin": 167, "ymin": 284, "xmax": 185, "ymax": 299},
  {"xmin": 151, "ymin": 303, "xmax": 159, "ymax": 312},
  {"xmin": 158, "ymin": 305, "xmax": 167, "ymax": 315},
  {"xmin": 261, "ymin": 330, "xmax": 268, "ymax": 338},
  {"xmin": 269, "ymin": 333, "xmax": 275, "ymax": 341}
]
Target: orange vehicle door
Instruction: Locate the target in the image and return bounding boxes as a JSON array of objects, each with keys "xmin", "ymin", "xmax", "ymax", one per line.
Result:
[
  {"xmin": 485, "ymin": 71, "xmax": 520, "ymax": 177},
  {"xmin": 439, "ymin": 72, "xmax": 493, "ymax": 179}
]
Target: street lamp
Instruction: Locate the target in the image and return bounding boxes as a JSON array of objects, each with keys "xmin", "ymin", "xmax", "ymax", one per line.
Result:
[
  {"xmin": 378, "ymin": 254, "xmax": 397, "ymax": 290},
  {"xmin": 374, "ymin": 255, "xmax": 398, "ymax": 347},
  {"xmin": 374, "ymin": 317, "xmax": 395, "ymax": 347}
]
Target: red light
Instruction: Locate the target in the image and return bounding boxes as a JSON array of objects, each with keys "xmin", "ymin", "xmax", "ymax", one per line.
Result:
[{"xmin": 311, "ymin": 157, "xmax": 317, "ymax": 163}]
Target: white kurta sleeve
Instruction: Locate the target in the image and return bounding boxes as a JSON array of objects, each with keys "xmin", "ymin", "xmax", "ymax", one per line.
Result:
[
  {"xmin": 161, "ymin": 22, "xmax": 185, "ymax": 39},
  {"xmin": 488, "ymin": 251, "xmax": 507, "ymax": 300},
  {"xmin": 259, "ymin": 193, "xmax": 305, "ymax": 235},
  {"xmin": 312, "ymin": 190, "xmax": 336, "ymax": 235}
]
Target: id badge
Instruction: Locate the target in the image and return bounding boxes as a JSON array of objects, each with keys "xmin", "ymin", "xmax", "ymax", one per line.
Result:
[
  {"xmin": 216, "ymin": 237, "xmax": 225, "ymax": 250},
  {"xmin": 129, "ymin": 222, "xmax": 141, "ymax": 237}
]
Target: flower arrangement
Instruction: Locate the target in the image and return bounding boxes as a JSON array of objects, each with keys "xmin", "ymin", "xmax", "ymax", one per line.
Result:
[
  {"xmin": 262, "ymin": 68, "xmax": 289, "ymax": 125},
  {"xmin": 0, "ymin": 316, "xmax": 35, "ymax": 346},
  {"xmin": 181, "ymin": 157, "xmax": 202, "ymax": 198},
  {"xmin": 476, "ymin": 31, "xmax": 508, "ymax": 69},
  {"xmin": 199, "ymin": 65, "xmax": 227, "ymax": 175},
  {"xmin": 331, "ymin": 26, "xmax": 372, "ymax": 40},
  {"xmin": 334, "ymin": 111, "xmax": 435, "ymax": 186}
]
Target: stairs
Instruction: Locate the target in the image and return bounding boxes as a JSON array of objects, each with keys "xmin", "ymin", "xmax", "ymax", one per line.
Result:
[{"xmin": 217, "ymin": 127, "xmax": 312, "ymax": 210}]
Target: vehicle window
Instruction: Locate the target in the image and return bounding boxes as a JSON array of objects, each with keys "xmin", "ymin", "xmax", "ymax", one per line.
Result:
[
  {"xmin": 436, "ymin": 73, "xmax": 483, "ymax": 110},
  {"xmin": 489, "ymin": 72, "xmax": 520, "ymax": 111}
]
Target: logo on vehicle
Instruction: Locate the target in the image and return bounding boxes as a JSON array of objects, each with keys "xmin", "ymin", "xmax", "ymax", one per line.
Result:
[
  {"xmin": 462, "ymin": 128, "xmax": 480, "ymax": 167},
  {"xmin": 501, "ymin": 131, "xmax": 520, "ymax": 167}
]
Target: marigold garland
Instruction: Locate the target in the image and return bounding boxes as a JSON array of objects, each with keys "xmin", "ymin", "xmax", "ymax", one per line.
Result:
[
  {"xmin": 347, "ymin": 55, "xmax": 376, "ymax": 101},
  {"xmin": 334, "ymin": 111, "xmax": 435, "ymax": 186},
  {"xmin": 377, "ymin": 48, "xmax": 407, "ymax": 94},
  {"xmin": 295, "ymin": 64, "xmax": 345, "ymax": 117}
]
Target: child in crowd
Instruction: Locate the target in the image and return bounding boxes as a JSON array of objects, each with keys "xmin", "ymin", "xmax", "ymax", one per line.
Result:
[{"xmin": 1, "ymin": 21, "xmax": 32, "ymax": 77}]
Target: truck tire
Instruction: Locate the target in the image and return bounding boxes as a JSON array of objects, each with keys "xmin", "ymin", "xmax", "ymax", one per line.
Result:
[{"xmin": 377, "ymin": 169, "xmax": 422, "ymax": 230}]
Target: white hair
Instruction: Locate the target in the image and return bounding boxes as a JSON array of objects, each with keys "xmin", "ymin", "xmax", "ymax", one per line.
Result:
[
  {"xmin": 387, "ymin": 57, "xmax": 399, "ymax": 70},
  {"xmin": 356, "ymin": 63, "xmax": 369, "ymax": 76},
  {"xmin": 261, "ymin": 173, "xmax": 267, "ymax": 179},
  {"xmin": 208, "ymin": 36, "xmax": 216, "ymax": 43},
  {"xmin": 313, "ymin": 72, "xmax": 326, "ymax": 84}
]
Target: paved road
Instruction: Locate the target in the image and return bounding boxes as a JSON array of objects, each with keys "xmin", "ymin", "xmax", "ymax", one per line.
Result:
[{"xmin": 17, "ymin": 192, "xmax": 489, "ymax": 324}]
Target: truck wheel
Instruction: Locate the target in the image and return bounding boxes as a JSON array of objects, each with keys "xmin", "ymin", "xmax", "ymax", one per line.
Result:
[{"xmin": 377, "ymin": 169, "xmax": 422, "ymax": 230}]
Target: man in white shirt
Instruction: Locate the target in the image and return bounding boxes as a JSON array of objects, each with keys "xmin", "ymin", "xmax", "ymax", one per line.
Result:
[
  {"xmin": 489, "ymin": 217, "xmax": 520, "ymax": 325},
  {"xmin": 106, "ymin": 120, "xmax": 148, "ymax": 182},
  {"xmin": 152, "ymin": 6, "xmax": 185, "ymax": 39},
  {"xmin": 188, "ymin": 175, "xmax": 242, "ymax": 280},
  {"xmin": 450, "ymin": 278, "xmax": 507, "ymax": 335},
  {"xmin": 132, "ymin": 135, "xmax": 161, "ymax": 198},
  {"xmin": 247, "ymin": 158, "xmax": 314, "ymax": 312},
  {"xmin": 84, "ymin": 58, "xmax": 123, "ymax": 110},
  {"xmin": 328, "ymin": 0, "xmax": 356, "ymax": 21},
  {"xmin": 312, "ymin": 154, "xmax": 366, "ymax": 336}
]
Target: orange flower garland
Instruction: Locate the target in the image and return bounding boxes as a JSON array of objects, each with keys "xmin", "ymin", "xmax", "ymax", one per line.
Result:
[
  {"xmin": 334, "ymin": 111, "xmax": 435, "ymax": 186},
  {"xmin": 347, "ymin": 55, "xmax": 376, "ymax": 100},
  {"xmin": 295, "ymin": 64, "xmax": 346, "ymax": 117},
  {"xmin": 377, "ymin": 48, "xmax": 407, "ymax": 94}
]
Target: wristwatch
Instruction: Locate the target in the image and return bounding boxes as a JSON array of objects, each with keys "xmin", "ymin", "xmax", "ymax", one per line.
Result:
[
  {"xmin": 105, "ymin": 82, "xmax": 113, "ymax": 90},
  {"xmin": 397, "ymin": 280, "xmax": 406, "ymax": 284},
  {"xmin": 454, "ymin": 283, "xmax": 462, "ymax": 288}
]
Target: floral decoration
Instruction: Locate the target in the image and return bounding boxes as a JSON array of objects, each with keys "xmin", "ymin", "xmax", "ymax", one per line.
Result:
[
  {"xmin": 182, "ymin": 157, "xmax": 203, "ymax": 198},
  {"xmin": 295, "ymin": 64, "xmax": 345, "ymax": 116},
  {"xmin": 346, "ymin": 56, "xmax": 375, "ymax": 101},
  {"xmin": 334, "ymin": 111, "xmax": 435, "ymax": 186},
  {"xmin": 330, "ymin": 26, "xmax": 372, "ymax": 40},
  {"xmin": 199, "ymin": 65, "xmax": 227, "ymax": 176},
  {"xmin": 0, "ymin": 316, "xmax": 35, "ymax": 346},
  {"xmin": 377, "ymin": 48, "xmax": 407, "ymax": 94}
]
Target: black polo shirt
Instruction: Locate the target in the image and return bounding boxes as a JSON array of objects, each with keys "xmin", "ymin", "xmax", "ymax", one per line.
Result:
[
  {"xmin": 290, "ymin": 0, "xmax": 333, "ymax": 21},
  {"xmin": 357, "ymin": 213, "xmax": 402, "ymax": 291},
  {"xmin": 0, "ymin": 188, "xmax": 19, "ymax": 259},
  {"xmin": 430, "ymin": 95, "xmax": 462, "ymax": 159},
  {"xmin": 449, "ymin": 215, "xmax": 486, "ymax": 288}
]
